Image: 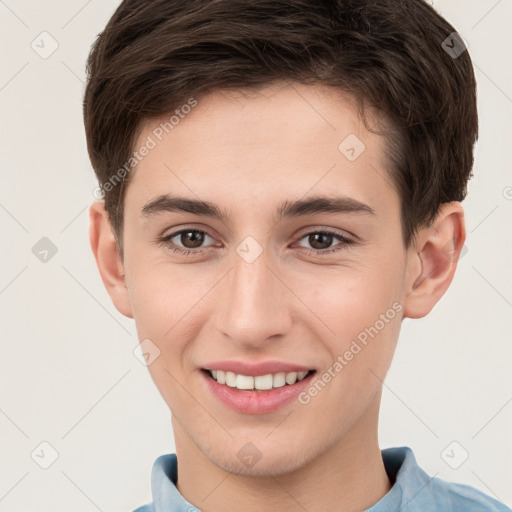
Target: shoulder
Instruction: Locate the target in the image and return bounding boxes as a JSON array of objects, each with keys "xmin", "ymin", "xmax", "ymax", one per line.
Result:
[
  {"xmin": 131, "ymin": 505, "xmax": 155, "ymax": 512},
  {"xmin": 379, "ymin": 447, "xmax": 510, "ymax": 512},
  {"xmin": 427, "ymin": 478, "xmax": 510, "ymax": 512}
]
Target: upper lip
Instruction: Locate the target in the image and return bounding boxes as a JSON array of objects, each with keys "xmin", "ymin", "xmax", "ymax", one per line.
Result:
[{"xmin": 201, "ymin": 360, "xmax": 314, "ymax": 376}]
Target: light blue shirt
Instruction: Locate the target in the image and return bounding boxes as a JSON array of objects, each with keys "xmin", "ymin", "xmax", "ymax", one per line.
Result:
[{"xmin": 133, "ymin": 446, "xmax": 509, "ymax": 511}]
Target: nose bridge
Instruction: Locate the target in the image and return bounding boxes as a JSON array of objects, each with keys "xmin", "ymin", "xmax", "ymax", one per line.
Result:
[{"xmin": 215, "ymin": 246, "xmax": 292, "ymax": 345}]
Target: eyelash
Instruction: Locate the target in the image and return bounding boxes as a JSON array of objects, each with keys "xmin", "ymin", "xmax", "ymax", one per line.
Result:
[{"xmin": 157, "ymin": 228, "xmax": 354, "ymax": 257}]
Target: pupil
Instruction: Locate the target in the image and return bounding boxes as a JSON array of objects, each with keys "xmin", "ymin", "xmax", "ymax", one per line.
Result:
[
  {"xmin": 310, "ymin": 233, "xmax": 332, "ymax": 250},
  {"xmin": 182, "ymin": 231, "xmax": 203, "ymax": 248}
]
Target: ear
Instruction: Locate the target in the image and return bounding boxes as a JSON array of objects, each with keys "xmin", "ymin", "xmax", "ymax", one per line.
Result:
[
  {"xmin": 89, "ymin": 201, "xmax": 133, "ymax": 318},
  {"xmin": 403, "ymin": 202, "xmax": 466, "ymax": 319}
]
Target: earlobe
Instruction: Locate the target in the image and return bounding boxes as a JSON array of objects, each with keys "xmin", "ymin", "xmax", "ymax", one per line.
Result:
[
  {"xmin": 89, "ymin": 201, "xmax": 134, "ymax": 319},
  {"xmin": 403, "ymin": 202, "xmax": 466, "ymax": 319}
]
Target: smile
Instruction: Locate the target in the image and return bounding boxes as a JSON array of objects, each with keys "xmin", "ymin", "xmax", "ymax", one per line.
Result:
[
  {"xmin": 207, "ymin": 369, "xmax": 312, "ymax": 391},
  {"xmin": 201, "ymin": 367, "xmax": 317, "ymax": 414}
]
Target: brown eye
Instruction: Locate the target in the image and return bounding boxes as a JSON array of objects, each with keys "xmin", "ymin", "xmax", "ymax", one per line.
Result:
[
  {"xmin": 296, "ymin": 230, "xmax": 354, "ymax": 255},
  {"xmin": 179, "ymin": 230, "xmax": 205, "ymax": 249},
  {"xmin": 159, "ymin": 228, "xmax": 215, "ymax": 254},
  {"xmin": 307, "ymin": 232, "xmax": 335, "ymax": 250}
]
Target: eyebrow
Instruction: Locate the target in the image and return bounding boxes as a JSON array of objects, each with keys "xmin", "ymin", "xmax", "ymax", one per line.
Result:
[{"xmin": 141, "ymin": 194, "xmax": 375, "ymax": 222}]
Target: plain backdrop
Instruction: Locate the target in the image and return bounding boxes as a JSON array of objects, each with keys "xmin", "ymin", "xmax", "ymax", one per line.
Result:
[{"xmin": 1, "ymin": 1, "xmax": 511, "ymax": 510}]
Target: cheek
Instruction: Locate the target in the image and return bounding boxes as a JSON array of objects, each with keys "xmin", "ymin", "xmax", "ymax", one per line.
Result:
[
  {"xmin": 306, "ymin": 262, "xmax": 404, "ymax": 335},
  {"xmin": 127, "ymin": 267, "xmax": 206, "ymax": 406},
  {"xmin": 301, "ymin": 281, "xmax": 402, "ymax": 423},
  {"xmin": 299, "ymin": 258, "xmax": 404, "ymax": 391},
  {"xmin": 125, "ymin": 259, "xmax": 198, "ymax": 356},
  {"xmin": 126, "ymin": 244, "xmax": 196, "ymax": 326},
  {"xmin": 125, "ymin": 260, "xmax": 228, "ymax": 393}
]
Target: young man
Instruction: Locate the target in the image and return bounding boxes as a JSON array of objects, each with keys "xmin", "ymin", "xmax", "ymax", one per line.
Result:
[{"xmin": 84, "ymin": 1, "xmax": 509, "ymax": 510}]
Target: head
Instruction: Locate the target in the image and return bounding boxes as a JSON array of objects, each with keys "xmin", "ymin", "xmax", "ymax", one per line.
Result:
[{"xmin": 86, "ymin": 0, "xmax": 477, "ymax": 476}]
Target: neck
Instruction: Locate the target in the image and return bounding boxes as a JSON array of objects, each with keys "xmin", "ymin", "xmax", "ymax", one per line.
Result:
[{"xmin": 173, "ymin": 393, "xmax": 390, "ymax": 512}]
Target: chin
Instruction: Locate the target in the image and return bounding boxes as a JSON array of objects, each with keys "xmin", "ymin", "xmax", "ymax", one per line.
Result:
[{"xmin": 205, "ymin": 440, "xmax": 318, "ymax": 477}]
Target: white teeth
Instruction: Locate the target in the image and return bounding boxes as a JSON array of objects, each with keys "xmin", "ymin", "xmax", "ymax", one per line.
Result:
[
  {"xmin": 285, "ymin": 372, "xmax": 298, "ymax": 385},
  {"xmin": 209, "ymin": 369, "xmax": 311, "ymax": 390},
  {"xmin": 273, "ymin": 372, "xmax": 286, "ymax": 388},
  {"xmin": 236, "ymin": 374, "xmax": 254, "ymax": 390},
  {"xmin": 254, "ymin": 374, "xmax": 273, "ymax": 390},
  {"xmin": 225, "ymin": 371, "xmax": 237, "ymax": 387}
]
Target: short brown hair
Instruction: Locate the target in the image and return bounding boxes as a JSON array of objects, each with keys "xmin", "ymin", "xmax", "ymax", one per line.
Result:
[{"xmin": 83, "ymin": 0, "xmax": 478, "ymax": 252}]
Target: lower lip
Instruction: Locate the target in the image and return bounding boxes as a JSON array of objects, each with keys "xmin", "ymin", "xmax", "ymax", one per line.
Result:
[{"xmin": 201, "ymin": 370, "xmax": 315, "ymax": 415}]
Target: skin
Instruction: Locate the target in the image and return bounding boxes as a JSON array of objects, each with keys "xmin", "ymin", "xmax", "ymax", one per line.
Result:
[{"xmin": 90, "ymin": 81, "xmax": 465, "ymax": 511}]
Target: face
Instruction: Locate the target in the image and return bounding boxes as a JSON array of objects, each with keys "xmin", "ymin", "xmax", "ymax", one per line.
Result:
[{"xmin": 120, "ymin": 82, "xmax": 410, "ymax": 476}]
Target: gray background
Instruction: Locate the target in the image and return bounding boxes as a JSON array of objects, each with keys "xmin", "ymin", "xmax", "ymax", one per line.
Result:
[{"xmin": 1, "ymin": 1, "xmax": 511, "ymax": 510}]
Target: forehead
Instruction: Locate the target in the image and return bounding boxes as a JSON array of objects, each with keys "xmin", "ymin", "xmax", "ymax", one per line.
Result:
[{"xmin": 126, "ymin": 82, "xmax": 397, "ymax": 219}]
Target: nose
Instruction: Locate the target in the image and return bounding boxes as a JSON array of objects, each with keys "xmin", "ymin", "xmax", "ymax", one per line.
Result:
[{"xmin": 213, "ymin": 247, "xmax": 294, "ymax": 349}]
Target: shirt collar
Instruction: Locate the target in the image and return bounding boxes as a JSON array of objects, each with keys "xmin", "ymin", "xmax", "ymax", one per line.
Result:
[
  {"xmin": 367, "ymin": 446, "xmax": 434, "ymax": 511},
  {"xmin": 150, "ymin": 453, "xmax": 199, "ymax": 512}
]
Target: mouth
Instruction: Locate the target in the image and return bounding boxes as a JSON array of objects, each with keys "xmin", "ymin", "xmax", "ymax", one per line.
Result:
[
  {"xmin": 200, "ymin": 367, "xmax": 317, "ymax": 414},
  {"xmin": 202, "ymin": 368, "xmax": 315, "ymax": 391},
  {"xmin": 199, "ymin": 359, "xmax": 316, "ymax": 414}
]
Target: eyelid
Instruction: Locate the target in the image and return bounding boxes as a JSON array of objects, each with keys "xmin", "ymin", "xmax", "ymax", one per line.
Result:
[
  {"xmin": 158, "ymin": 225, "xmax": 356, "ymax": 257},
  {"xmin": 294, "ymin": 225, "xmax": 355, "ymax": 241},
  {"xmin": 292, "ymin": 229, "xmax": 354, "ymax": 254},
  {"xmin": 160, "ymin": 227, "xmax": 216, "ymax": 247}
]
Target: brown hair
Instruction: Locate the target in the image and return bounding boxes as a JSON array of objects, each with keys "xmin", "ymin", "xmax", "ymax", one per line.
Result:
[{"xmin": 83, "ymin": 0, "xmax": 478, "ymax": 253}]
